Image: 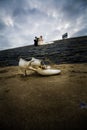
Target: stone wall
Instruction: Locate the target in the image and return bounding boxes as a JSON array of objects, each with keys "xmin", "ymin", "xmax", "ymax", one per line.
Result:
[{"xmin": 0, "ymin": 36, "xmax": 87, "ymax": 66}]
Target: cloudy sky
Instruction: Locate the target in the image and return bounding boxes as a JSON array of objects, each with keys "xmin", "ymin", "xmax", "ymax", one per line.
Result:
[{"xmin": 0, "ymin": 0, "xmax": 87, "ymax": 50}]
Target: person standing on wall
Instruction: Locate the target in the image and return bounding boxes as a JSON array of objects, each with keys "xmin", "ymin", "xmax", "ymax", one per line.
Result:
[
  {"xmin": 34, "ymin": 36, "xmax": 38, "ymax": 46},
  {"xmin": 38, "ymin": 35, "xmax": 44, "ymax": 45}
]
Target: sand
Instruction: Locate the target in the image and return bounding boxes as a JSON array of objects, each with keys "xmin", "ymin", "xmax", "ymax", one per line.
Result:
[{"xmin": 0, "ymin": 63, "xmax": 87, "ymax": 130}]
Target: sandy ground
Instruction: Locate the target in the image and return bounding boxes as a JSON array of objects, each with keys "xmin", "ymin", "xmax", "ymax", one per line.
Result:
[{"xmin": 0, "ymin": 63, "xmax": 87, "ymax": 130}]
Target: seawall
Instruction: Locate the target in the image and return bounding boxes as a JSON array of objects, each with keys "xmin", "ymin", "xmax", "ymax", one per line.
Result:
[{"xmin": 0, "ymin": 36, "xmax": 87, "ymax": 66}]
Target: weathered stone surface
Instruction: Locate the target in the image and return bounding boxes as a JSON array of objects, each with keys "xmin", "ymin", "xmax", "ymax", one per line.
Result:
[{"xmin": 0, "ymin": 36, "xmax": 87, "ymax": 66}]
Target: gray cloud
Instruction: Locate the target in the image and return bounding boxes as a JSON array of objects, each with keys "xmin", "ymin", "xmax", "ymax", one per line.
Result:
[
  {"xmin": 0, "ymin": 0, "xmax": 87, "ymax": 50},
  {"xmin": 0, "ymin": 35, "xmax": 11, "ymax": 50},
  {"xmin": 72, "ymin": 27, "xmax": 87, "ymax": 37},
  {"xmin": 0, "ymin": 20, "xmax": 6, "ymax": 30}
]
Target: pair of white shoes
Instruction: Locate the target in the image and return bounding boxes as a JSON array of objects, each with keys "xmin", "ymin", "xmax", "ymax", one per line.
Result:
[
  {"xmin": 19, "ymin": 56, "xmax": 62, "ymax": 76},
  {"xmin": 18, "ymin": 57, "xmax": 50, "ymax": 75}
]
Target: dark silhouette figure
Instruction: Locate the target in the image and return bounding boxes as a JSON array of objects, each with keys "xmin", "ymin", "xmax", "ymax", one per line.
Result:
[
  {"xmin": 62, "ymin": 33, "xmax": 68, "ymax": 39},
  {"xmin": 34, "ymin": 37, "xmax": 38, "ymax": 46}
]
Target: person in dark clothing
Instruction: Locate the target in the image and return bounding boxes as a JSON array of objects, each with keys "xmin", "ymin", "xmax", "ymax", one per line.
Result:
[{"xmin": 34, "ymin": 37, "xmax": 38, "ymax": 46}]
